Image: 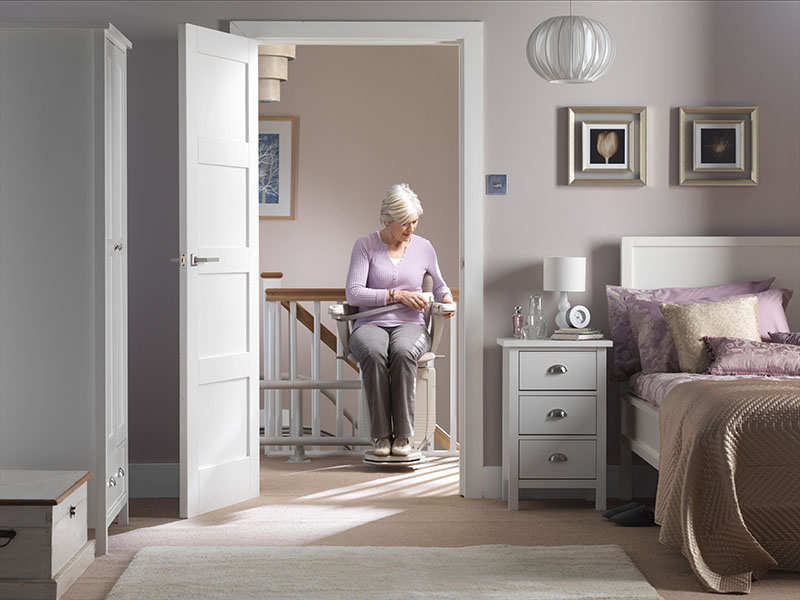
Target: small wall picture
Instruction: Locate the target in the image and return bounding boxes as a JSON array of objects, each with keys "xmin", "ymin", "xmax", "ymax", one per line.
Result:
[
  {"xmin": 567, "ymin": 106, "xmax": 646, "ymax": 186},
  {"xmin": 259, "ymin": 116, "xmax": 298, "ymax": 219},
  {"xmin": 678, "ymin": 106, "xmax": 757, "ymax": 186},
  {"xmin": 582, "ymin": 121, "xmax": 631, "ymax": 171},
  {"xmin": 693, "ymin": 120, "xmax": 744, "ymax": 171}
]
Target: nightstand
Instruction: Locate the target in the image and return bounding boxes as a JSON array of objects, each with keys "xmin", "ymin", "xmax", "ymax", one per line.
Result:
[{"xmin": 498, "ymin": 338, "xmax": 613, "ymax": 510}]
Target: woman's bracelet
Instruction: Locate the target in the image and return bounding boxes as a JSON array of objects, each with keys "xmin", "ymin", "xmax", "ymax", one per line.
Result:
[{"xmin": 389, "ymin": 289, "xmax": 396, "ymax": 303}]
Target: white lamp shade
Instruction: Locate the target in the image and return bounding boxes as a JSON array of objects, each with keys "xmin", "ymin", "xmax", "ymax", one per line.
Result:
[
  {"xmin": 543, "ymin": 257, "xmax": 586, "ymax": 292},
  {"xmin": 526, "ymin": 15, "xmax": 615, "ymax": 84}
]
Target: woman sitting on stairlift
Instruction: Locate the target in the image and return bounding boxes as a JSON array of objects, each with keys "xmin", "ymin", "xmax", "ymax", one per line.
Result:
[{"xmin": 345, "ymin": 183, "xmax": 454, "ymax": 458}]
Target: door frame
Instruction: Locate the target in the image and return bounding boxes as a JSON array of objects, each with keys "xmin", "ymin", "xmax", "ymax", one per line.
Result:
[{"xmin": 230, "ymin": 20, "xmax": 484, "ymax": 498}]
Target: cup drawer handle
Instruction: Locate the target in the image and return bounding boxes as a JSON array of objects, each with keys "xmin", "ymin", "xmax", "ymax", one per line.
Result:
[
  {"xmin": 107, "ymin": 476, "xmax": 117, "ymax": 488},
  {"xmin": 547, "ymin": 408, "xmax": 568, "ymax": 419},
  {"xmin": 548, "ymin": 453, "xmax": 568, "ymax": 463},
  {"xmin": 547, "ymin": 364, "xmax": 568, "ymax": 375}
]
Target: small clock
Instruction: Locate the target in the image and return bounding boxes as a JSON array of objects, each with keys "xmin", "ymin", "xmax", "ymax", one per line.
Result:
[{"xmin": 566, "ymin": 305, "xmax": 591, "ymax": 329}]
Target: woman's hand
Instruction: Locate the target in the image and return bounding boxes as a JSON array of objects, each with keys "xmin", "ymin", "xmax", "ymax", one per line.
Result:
[{"xmin": 395, "ymin": 289, "xmax": 429, "ymax": 311}]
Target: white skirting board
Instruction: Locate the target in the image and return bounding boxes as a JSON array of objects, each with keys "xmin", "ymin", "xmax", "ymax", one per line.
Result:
[
  {"xmin": 131, "ymin": 462, "xmax": 657, "ymax": 500},
  {"xmin": 482, "ymin": 465, "xmax": 658, "ymax": 500}
]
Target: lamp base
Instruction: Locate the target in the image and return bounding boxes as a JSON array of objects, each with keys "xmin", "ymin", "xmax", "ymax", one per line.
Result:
[{"xmin": 554, "ymin": 291, "xmax": 571, "ymax": 330}]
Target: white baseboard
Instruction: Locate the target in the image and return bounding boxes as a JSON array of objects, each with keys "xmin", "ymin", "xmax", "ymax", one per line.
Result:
[
  {"xmin": 129, "ymin": 463, "xmax": 179, "ymax": 498},
  {"xmin": 482, "ymin": 465, "xmax": 658, "ymax": 500}
]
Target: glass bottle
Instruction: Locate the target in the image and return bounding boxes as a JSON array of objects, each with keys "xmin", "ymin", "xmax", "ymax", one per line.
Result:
[
  {"xmin": 525, "ymin": 294, "xmax": 545, "ymax": 339},
  {"xmin": 512, "ymin": 305, "xmax": 525, "ymax": 339}
]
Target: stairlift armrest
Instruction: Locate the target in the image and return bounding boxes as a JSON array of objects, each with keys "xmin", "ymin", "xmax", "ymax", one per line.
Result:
[
  {"xmin": 328, "ymin": 302, "xmax": 403, "ymax": 322},
  {"xmin": 428, "ymin": 302, "xmax": 455, "ymax": 355}
]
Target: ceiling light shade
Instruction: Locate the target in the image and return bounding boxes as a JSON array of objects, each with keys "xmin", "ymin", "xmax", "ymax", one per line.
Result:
[
  {"xmin": 258, "ymin": 45, "xmax": 296, "ymax": 102},
  {"xmin": 526, "ymin": 15, "xmax": 615, "ymax": 84}
]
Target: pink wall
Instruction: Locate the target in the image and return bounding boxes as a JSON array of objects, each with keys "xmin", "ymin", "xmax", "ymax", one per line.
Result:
[
  {"xmin": 3, "ymin": 1, "xmax": 798, "ymax": 472},
  {"xmin": 258, "ymin": 45, "xmax": 459, "ymax": 434}
]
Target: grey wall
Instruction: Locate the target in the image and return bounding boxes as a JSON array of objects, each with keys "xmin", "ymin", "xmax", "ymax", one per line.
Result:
[{"xmin": 1, "ymin": 1, "xmax": 798, "ymax": 474}]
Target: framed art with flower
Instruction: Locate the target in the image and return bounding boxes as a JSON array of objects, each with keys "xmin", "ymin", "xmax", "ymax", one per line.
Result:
[
  {"xmin": 568, "ymin": 107, "xmax": 646, "ymax": 186},
  {"xmin": 679, "ymin": 107, "xmax": 757, "ymax": 186},
  {"xmin": 259, "ymin": 116, "xmax": 298, "ymax": 219}
]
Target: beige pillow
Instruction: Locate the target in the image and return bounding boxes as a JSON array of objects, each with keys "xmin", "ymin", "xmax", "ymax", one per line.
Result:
[{"xmin": 660, "ymin": 295, "xmax": 761, "ymax": 373}]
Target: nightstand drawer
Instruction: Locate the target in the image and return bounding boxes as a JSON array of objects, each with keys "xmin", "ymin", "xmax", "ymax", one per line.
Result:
[
  {"xmin": 518, "ymin": 351, "xmax": 596, "ymax": 390},
  {"xmin": 519, "ymin": 395, "xmax": 596, "ymax": 435},
  {"xmin": 519, "ymin": 440, "xmax": 596, "ymax": 479}
]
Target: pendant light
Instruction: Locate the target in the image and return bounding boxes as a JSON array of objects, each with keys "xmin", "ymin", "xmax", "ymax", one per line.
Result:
[
  {"xmin": 258, "ymin": 45, "xmax": 296, "ymax": 102},
  {"xmin": 526, "ymin": 1, "xmax": 615, "ymax": 84}
]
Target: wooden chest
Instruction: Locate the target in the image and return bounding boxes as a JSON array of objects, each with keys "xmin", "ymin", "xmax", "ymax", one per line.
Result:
[{"xmin": 0, "ymin": 470, "xmax": 95, "ymax": 600}]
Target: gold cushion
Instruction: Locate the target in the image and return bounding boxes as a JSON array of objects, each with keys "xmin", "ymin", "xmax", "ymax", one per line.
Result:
[{"xmin": 660, "ymin": 296, "xmax": 761, "ymax": 373}]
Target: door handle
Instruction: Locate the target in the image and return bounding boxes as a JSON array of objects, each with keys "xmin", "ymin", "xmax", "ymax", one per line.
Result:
[
  {"xmin": 191, "ymin": 255, "xmax": 220, "ymax": 267},
  {"xmin": 107, "ymin": 476, "xmax": 117, "ymax": 488}
]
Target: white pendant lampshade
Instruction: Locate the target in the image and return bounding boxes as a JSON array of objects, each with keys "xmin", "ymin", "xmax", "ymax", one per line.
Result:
[
  {"xmin": 526, "ymin": 14, "xmax": 615, "ymax": 84},
  {"xmin": 258, "ymin": 44, "xmax": 296, "ymax": 102}
]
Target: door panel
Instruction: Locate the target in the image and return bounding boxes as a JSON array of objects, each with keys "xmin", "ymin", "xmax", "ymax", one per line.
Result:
[{"xmin": 179, "ymin": 23, "xmax": 259, "ymax": 518}]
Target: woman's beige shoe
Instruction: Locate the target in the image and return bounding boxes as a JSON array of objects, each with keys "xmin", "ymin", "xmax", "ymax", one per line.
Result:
[
  {"xmin": 391, "ymin": 437, "xmax": 411, "ymax": 457},
  {"xmin": 373, "ymin": 438, "xmax": 391, "ymax": 457}
]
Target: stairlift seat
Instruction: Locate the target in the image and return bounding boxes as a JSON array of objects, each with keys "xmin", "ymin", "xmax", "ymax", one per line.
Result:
[{"xmin": 329, "ymin": 275, "xmax": 454, "ymax": 464}]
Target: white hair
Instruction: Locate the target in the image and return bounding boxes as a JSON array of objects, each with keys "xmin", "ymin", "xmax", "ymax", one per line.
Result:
[{"xmin": 380, "ymin": 183, "xmax": 423, "ymax": 226}]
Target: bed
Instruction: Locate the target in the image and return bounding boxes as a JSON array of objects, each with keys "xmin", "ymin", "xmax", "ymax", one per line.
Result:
[{"xmin": 615, "ymin": 236, "xmax": 800, "ymax": 593}]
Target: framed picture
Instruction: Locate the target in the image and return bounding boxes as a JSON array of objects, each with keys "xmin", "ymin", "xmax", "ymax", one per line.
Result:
[
  {"xmin": 259, "ymin": 116, "xmax": 298, "ymax": 219},
  {"xmin": 568, "ymin": 107, "xmax": 646, "ymax": 186},
  {"xmin": 679, "ymin": 107, "xmax": 757, "ymax": 186},
  {"xmin": 582, "ymin": 121, "xmax": 631, "ymax": 171}
]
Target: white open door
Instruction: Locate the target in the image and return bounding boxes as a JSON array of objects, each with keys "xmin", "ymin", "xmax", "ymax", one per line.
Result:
[{"xmin": 178, "ymin": 23, "xmax": 259, "ymax": 518}]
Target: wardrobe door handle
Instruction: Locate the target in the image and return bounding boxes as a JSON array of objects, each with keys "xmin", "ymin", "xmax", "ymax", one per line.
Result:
[
  {"xmin": 548, "ymin": 453, "xmax": 568, "ymax": 463},
  {"xmin": 547, "ymin": 408, "xmax": 568, "ymax": 419},
  {"xmin": 107, "ymin": 476, "xmax": 117, "ymax": 488},
  {"xmin": 117, "ymin": 467, "xmax": 125, "ymax": 478},
  {"xmin": 547, "ymin": 364, "xmax": 568, "ymax": 374}
]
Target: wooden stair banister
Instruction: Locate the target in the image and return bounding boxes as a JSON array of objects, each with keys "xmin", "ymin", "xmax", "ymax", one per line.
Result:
[{"xmin": 279, "ymin": 300, "xmax": 359, "ymax": 373}]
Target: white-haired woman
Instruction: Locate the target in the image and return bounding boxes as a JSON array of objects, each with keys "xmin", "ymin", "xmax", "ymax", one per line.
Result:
[{"xmin": 346, "ymin": 183, "xmax": 453, "ymax": 457}]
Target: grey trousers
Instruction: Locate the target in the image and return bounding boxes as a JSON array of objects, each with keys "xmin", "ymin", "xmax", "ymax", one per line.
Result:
[{"xmin": 349, "ymin": 323, "xmax": 431, "ymax": 440}]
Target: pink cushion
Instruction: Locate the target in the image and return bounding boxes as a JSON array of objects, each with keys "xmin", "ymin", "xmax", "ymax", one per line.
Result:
[
  {"xmin": 626, "ymin": 288, "xmax": 792, "ymax": 374},
  {"xmin": 605, "ymin": 278, "xmax": 774, "ymax": 380},
  {"xmin": 704, "ymin": 336, "xmax": 800, "ymax": 376}
]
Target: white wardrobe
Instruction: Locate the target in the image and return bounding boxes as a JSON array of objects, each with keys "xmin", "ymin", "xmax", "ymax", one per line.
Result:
[{"xmin": 0, "ymin": 23, "xmax": 131, "ymax": 555}]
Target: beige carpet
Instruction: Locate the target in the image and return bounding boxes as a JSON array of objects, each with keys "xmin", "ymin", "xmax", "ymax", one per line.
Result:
[
  {"xmin": 106, "ymin": 544, "xmax": 662, "ymax": 600},
  {"xmin": 61, "ymin": 455, "xmax": 800, "ymax": 600}
]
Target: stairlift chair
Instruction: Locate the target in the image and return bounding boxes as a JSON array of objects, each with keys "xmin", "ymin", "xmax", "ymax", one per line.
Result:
[{"xmin": 328, "ymin": 274, "xmax": 455, "ymax": 464}]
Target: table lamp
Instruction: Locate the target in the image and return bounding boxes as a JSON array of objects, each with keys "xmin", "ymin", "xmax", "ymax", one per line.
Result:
[{"xmin": 543, "ymin": 256, "xmax": 586, "ymax": 330}]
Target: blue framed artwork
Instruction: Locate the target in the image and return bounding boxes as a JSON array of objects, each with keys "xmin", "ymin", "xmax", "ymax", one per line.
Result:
[{"xmin": 259, "ymin": 117, "xmax": 298, "ymax": 219}]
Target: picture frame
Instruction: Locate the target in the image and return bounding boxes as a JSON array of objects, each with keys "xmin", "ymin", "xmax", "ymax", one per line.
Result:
[
  {"xmin": 259, "ymin": 116, "xmax": 298, "ymax": 219},
  {"xmin": 568, "ymin": 107, "xmax": 646, "ymax": 186},
  {"xmin": 679, "ymin": 107, "xmax": 757, "ymax": 186}
]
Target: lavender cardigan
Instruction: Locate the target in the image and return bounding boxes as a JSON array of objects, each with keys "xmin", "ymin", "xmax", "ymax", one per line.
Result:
[{"xmin": 346, "ymin": 232, "xmax": 451, "ymax": 329}]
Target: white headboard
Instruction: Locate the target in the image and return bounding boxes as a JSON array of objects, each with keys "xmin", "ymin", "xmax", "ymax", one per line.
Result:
[{"xmin": 621, "ymin": 236, "xmax": 800, "ymax": 330}]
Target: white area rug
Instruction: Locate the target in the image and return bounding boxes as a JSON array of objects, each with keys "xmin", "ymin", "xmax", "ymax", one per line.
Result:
[{"xmin": 106, "ymin": 545, "xmax": 662, "ymax": 599}]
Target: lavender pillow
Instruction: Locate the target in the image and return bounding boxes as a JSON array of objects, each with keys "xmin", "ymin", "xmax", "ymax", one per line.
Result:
[
  {"xmin": 625, "ymin": 288, "xmax": 790, "ymax": 373},
  {"xmin": 605, "ymin": 278, "xmax": 773, "ymax": 380},
  {"xmin": 769, "ymin": 331, "xmax": 800, "ymax": 346},
  {"xmin": 704, "ymin": 336, "xmax": 800, "ymax": 376}
]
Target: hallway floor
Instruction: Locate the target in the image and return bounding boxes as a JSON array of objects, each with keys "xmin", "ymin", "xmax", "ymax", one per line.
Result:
[{"xmin": 64, "ymin": 455, "xmax": 799, "ymax": 599}]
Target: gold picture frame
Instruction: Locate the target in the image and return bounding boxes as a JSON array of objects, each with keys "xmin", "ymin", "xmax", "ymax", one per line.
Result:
[
  {"xmin": 568, "ymin": 107, "xmax": 646, "ymax": 186},
  {"xmin": 259, "ymin": 116, "xmax": 298, "ymax": 219},
  {"xmin": 679, "ymin": 107, "xmax": 757, "ymax": 186}
]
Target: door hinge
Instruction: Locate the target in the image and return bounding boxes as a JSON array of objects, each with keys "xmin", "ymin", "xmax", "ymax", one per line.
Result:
[{"xmin": 170, "ymin": 252, "xmax": 187, "ymax": 268}]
